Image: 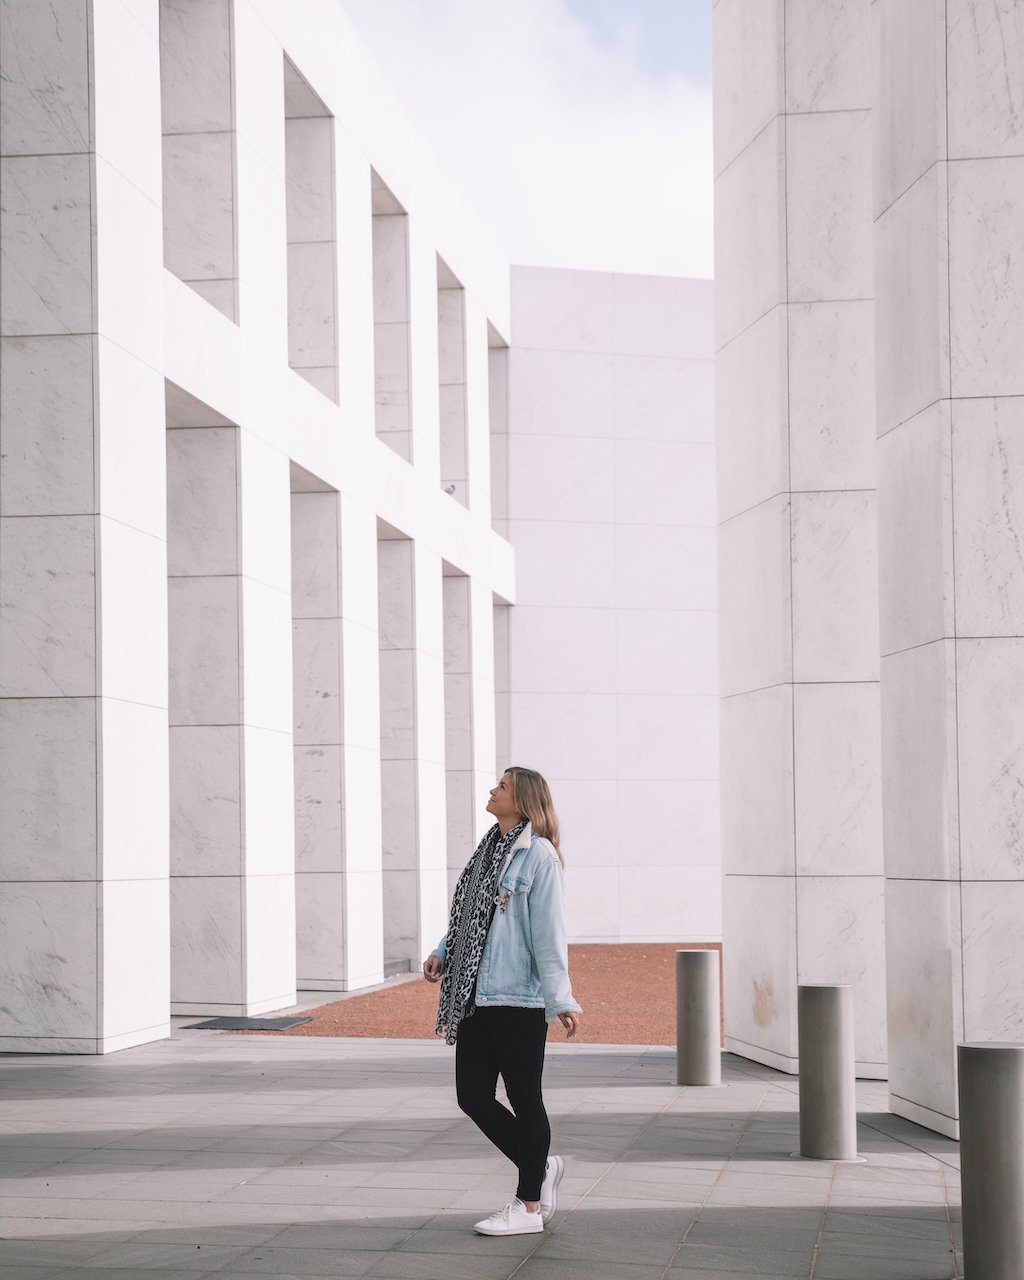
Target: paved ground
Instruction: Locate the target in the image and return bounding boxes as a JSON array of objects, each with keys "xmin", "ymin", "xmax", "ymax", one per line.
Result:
[{"xmin": 0, "ymin": 1028, "xmax": 962, "ymax": 1279}]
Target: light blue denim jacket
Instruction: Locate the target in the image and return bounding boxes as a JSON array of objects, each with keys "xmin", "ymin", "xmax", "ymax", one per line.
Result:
[{"xmin": 432, "ymin": 824, "xmax": 582, "ymax": 1021}]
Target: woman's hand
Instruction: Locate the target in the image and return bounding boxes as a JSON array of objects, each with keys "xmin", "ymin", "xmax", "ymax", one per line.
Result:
[
  {"xmin": 557, "ymin": 1011, "xmax": 581, "ymax": 1039},
  {"xmin": 422, "ymin": 955, "xmax": 443, "ymax": 983}
]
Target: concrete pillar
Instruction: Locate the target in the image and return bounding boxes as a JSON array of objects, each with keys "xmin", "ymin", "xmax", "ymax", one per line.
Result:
[
  {"xmin": 714, "ymin": 0, "xmax": 886, "ymax": 1078},
  {"xmin": 876, "ymin": 0, "xmax": 1024, "ymax": 1137},
  {"xmin": 0, "ymin": 0, "xmax": 170, "ymax": 1052}
]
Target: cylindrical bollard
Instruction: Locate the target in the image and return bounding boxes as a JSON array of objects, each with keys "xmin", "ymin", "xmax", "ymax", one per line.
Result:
[
  {"xmin": 958, "ymin": 1043, "xmax": 1024, "ymax": 1280},
  {"xmin": 675, "ymin": 949, "xmax": 721, "ymax": 1085},
  {"xmin": 797, "ymin": 984, "xmax": 858, "ymax": 1159}
]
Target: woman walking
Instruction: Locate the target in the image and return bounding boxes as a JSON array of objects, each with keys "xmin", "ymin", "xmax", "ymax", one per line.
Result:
[{"xmin": 423, "ymin": 766, "xmax": 582, "ymax": 1236}]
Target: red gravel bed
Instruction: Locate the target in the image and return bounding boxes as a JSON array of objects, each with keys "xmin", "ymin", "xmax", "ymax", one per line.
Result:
[{"xmin": 252, "ymin": 943, "xmax": 722, "ymax": 1046}]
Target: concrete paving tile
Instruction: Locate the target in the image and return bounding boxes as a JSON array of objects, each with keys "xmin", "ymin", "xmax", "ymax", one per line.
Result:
[
  {"xmin": 492, "ymin": 1259, "xmax": 665, "ymax": 1280},
  {"xmin": 670, "ymin": 1241, "xmax": 817, "ymax": 1275},
  {"xmin": 390, "ymin": 1225, "xmax": 537, "ymax": 1258},
  {"xmin": 218, "ymin": 1245, "xmax": 381, "ymax": 1276},
  {"xmin": 265, "ymin": 1224, "xmax": 416, "ymax": 1251},
  {"xmin": 366, "ymin": 1245, "xmax": 546, "ymax": 1279},
  {"xmin": 83, "ymin": 1241, "xmax": 249, "ymax": 1271}
]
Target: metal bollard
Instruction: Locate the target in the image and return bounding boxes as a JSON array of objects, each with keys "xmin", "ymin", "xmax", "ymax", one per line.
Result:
[
  {"xmin": 675, "ymin": 949, "xmax": 721, "ymax": 1085},
  {"xmin": 958, "ymin": 1042, "xmax": 1024, "ymax": 1280},
  {"xmin": 796, "ymin": 984, "xmax": 859, "ymax": 1160}
]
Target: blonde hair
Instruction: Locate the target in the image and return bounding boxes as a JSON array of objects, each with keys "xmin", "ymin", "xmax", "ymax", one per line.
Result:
[{"xmin": 504, "ymin": 766, "xmax": 563, "ymax": 865}]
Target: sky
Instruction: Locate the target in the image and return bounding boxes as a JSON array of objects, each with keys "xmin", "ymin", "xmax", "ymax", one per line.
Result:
[{"xmin": 339, "ymin": 0, "xmax": 713, "ymax": 279}]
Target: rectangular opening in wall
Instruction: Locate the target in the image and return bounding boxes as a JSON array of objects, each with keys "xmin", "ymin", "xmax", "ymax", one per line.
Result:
[
  {"xmin": 159, "ymin": 0, "xmax": 238, "ymax": 321},
  {"xmin": 377, "ymin": 520, "xmax": 419, "ymax": 971},
  {"xmin": 438, "ymin": 256, "xmax": 469, "ymax": 506},
  {"xmin": 372, "ymin": 172, "xmax": 412, "ymax": 461},
  {"xmin": 488, "ymin": 323, "xmax": 509, "ymax": 536},
  {"xmin": 284, "ymin": 59, "xmax": 338, "ymax": 403}
]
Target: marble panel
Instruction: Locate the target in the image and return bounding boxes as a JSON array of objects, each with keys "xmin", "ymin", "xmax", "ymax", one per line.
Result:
[
  {"xmin": 562, "ymin": 865, "xmax": 619, "ymax": 940},
  {"xmin": 713, "ymin": 119, "xmax": 786, "ymax": 348},
  {"xmin": 0, "ymin": 513, "xmax": 96, "ymax": 698},
  {"xmin": 166, "ymin": 427, "xmax": 238, "ymax": 578},
  {"xmin": 378, "ymin": 647, "xmax": 416, "ymax": 761},
  {"xmin": 617, "ymin": 780, "xmax": 720, "ymax": 869},
  {"xmin": 717, "ymin": 495, "xmax": 791, "ymax": 697},
  {"xmin": 508, "ymin": 606, "xmax": 615, "ymax": 695},
  {"xmin": 509, "ymin": 267, "xmax": 614, "ymax": 353},
  {"xmin": 715, "ymin": 307, "xmax": 789, "ymax": 523},
  {"xmin": 796, "ymin": 875, "xmax": 888, "ymax": 1072},
  {"xmin": 0, "ymin": 335, "xmax": 94, "ymax": 517},
  {"xmin": 341, "ymin": 743, "xmax": 383, "ymax": 876},
  {"xmin": 613, "ymin": 354, "xmax": 714, "ymax": 444},
  {"xmin": 186, "ymin": 277, "xmax": 236, "ymax": 318},
  {"xmin": 294, "ymin": 744, "xmax": 343, "ymax": 874},
  {"xmin": 784, "ymin": 0, "xmax": 871, "ymax": 113},
  {"xmin": 616, "ymin": 694, "xmax": 717, "ymax": 782},
  {"xmin": 372, "ymin": 214, "xmax": 409, "ymax": 324},
  {"xmin": 170, "ymin": 875, "xmax": 243, "ymax": 1006},
  {"xmin": 720, "ymin": 685, "xmax": 795, "ymax": 877},
  {"xmin": 98, "ymin": 518, "xmax": 168, "ymax": 708},
  {"xmin": 0, "ymin": 0, "xmax": 90, "ymax": 155},
  {"xmin": 544, "ymin": 779, "xmax": 619, "ymax": 868},
  {"xmin": 0, "ymin": 881, "xmax": 97, "ymax": 1038},
  {"xmin": 95, "ymin": 340, "xmax": 167, "ymax": 540},
  {"xmin": 340, "ymin": 619, "xmax": 382, "ymax": 753},
  {"xmin": 93, "ymin": 158, "xmax": 163, "ymax": 370},
  {"xmin": 380, "ymin": 757, "xmax": 418, "ymax": 869},
  {"xmin": 613, "ymin": 440, "xmax": 716, "ymax": 527},
  {"xmin": 297, "ymin": 366, "xmax": 338, "ymax": 401},
  {"xmin": 952, "ymin": 396, "xmax": 1024, "ymax": 636},
  {"xmin": 873, "ymin": 163, "xmax": 950, "ymax": 434},
  {"xmin": 292, "ymin": 618, "xmax": 341, "ymax": 746},
  {"xmin": 290, "ymin": 491, "xmax": 340, "ymax": 619},
  {"xmin": 162, "ymin": 131, "xmax": 236, "ymax": 282},
  {"xmin": 948, "ymin": 156, "xmax": 1024, "ymax": 399},
  {"xmin": 877, "ymin": 402, "xmax": 954, "ymax": 655},
  {"xmin": 244, "ymin": 873, "xmax": 297, "ymax": 1008},
  {"xmin": 239, "ymin": 433, "xmax": 292, "ymax": 595},
  {"xmin": 442, "ymin": 574, "xmax": 471, "ymax": 671},
  {"xmin": 382, "ymin": 867, "xmax": 419, "ymax": 959},
  {"xmin": 618, "ymin": 865, "xmax": 721, "ymax": 942},
  {"xmin": 0, "ymin": 154, "xmax": 93, "ymax": 336},
  {"xmin": 712, "ymin": 0, "xmax": 783, "ymax": 174},
  {"xmin": 100, "ymin": 698, "xmax": 169, "ymax": 882},
  {"xmin": 341, "ymin": 869, "xmax": 385, "ymax": 987},
  {"xmin": 507, "ymin": 435, "xmax": 614, "ymax": 522},
  {"xmin": 285, "ymin": 116, "xmax": 335, "ymax": 244},
  {"xmin": 791, "ymin": 489, "xmax": 879, "ymax": 683},
  {"xmin": 946, "ymin": 0, "xmax": 1024, "ymax": 160},
  {"xmin": 962, "ymin": 880, "xmax": 1024, "ymax": 1042},
  {"xmin": 615, "ymin": 525, "xmax": 717, "ymax": 612},
  {"xmin": 613, "ymin": 275, "xmax": 714, "ymax": 361},
  {"xmin": 296, "ymin": 872, "xmax": 346, "ymax": 983},
  {"xmin": 443, "ymin": 671, "xmax": 472, "ymax": 769},
  {"xmin": 414, "ymin": 650, "xmax": 446, "ymax": 769},
  {"xmin": 879, "ymin": 640, "xmax": 959, "ymax": 880},
  {"xmin": 786, "ymin": 110, "xmax": 873, "ymax": 303},
  {"xmin": 377, "ymin": 538, "xmax": 415, "ymax": 648},
  {"xmin": 884, "ymin": 877, "xmax": 962, "ymax": 1132},
  {"xmin": 437, "ymin": 288, "xmax": 466, "ymax": 385},
  {"xmin": 240, "ymin": 579, "xmax": 293, "ymax": 734},
  {"xmin": 615, "ymin": 610, "xmax": 717, "ymax": 697},
  {"xmin": 794, "ymin": 682, "xmax": 883, "ymax": 877},
  {"xmin": 170, "ymin": 725, "xmax": 241, "ymax": 876},
  {"xmin": 507, "ymin": 520, "xmax": 615, "ymax": 609},
  {"xmin": 100, "ymin": 878, "xmax": 170, "ymax": 1043},
  {"xmin": 288, "ymin": 241, "xmax": 338, "ymax": 371},
  {"xmin": 722, "ymin": 874, "xmax": 798, "ymax": 1066},
  {"xmin": 956, "ymin": 638, "xmax": 1024, "ymax": 880},
  {"xmin": 505, "ymin": 692, "xmax": 616, "ymax": 781},
  {"xmin": 0, "ymin": 696, "xmax": 96, "ymax": 879},
  {"xmin": 167, "ymin": 574, "xmax": 240, "ymax": 726},
  {"xmin": 91, "ymin": 1, "xmax": 162, "ymax": 202},
  {"xmin": 158, "ymin": 0, "xmax": 232, "ymax": 134},
  {"xmin": 243, "ymin": 726, "xmax": 295, "ymax": 877},
  {"xmin": 445, "ymin": 770, "xmax": 476, "ymax": 867},
  {"xmin": 788, "ymin": 300, "xmax": 876, "ymax": 492},
  {"xmin": 508, "ymin": 349, "xmax": 615, "ymax": 439},
  {"xmin": 874, "ymin": 0, "xmax": 947, "ymax": 216}
]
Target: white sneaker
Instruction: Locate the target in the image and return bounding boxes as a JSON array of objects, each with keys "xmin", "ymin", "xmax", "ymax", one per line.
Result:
[
  {"xmin": 539, "ymin": 1154, "xmax": 564, "ymax": 1223},
  {"xmin": 473, "ymin": 1197, "xmax": 544, "ymax": 1236}
]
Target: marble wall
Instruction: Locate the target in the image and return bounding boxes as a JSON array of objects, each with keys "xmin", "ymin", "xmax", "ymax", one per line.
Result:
[
  {"xmin": 503, "ymin": 267, "xmax": 720, "ymax": 944},
  {"xmin": 714, "ymin": 0, "xmax": 887, "ymax": 1077}
]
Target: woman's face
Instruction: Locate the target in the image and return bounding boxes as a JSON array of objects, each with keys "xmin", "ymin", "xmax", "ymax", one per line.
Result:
[{"xmin": 485, "ymin": 773, "xmax": 520, "ymax": 823}]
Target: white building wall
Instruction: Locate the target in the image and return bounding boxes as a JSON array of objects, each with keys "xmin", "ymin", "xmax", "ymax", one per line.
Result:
[{"xmin": 504, "ymin": 267, "xmax": 720, "ymax": 944}]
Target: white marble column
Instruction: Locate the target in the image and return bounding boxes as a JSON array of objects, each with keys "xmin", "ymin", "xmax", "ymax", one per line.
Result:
[
  {"xmin": 714, "ymin": 0, "xmax": 886, "ymax": 1076},
  {"xmin": 167, "ymin": 409, "xmax": 296, "ymax": 1016},
  {"xmin": 876, "ymin": 0, "xmax": 1024, "ymax": 1137},
  {"xmin": 0, "ymin": 0, "xmax": 170, "ymax": 1052}
]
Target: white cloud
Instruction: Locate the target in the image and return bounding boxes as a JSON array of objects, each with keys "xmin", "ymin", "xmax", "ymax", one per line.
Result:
[{"xmin": 339, "ymin": 0, "xmax": 713, "ymax": 279}]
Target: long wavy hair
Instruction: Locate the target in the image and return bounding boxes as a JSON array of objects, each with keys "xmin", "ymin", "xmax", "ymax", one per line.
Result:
[{"xmin": 504, "ymin": 766, "xmax": 563, "ymax": 865}]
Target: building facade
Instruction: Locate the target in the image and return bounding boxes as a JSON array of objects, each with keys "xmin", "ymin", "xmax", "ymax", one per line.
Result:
[{"xmin": 0, "ymin": 0, "xmax": 718, "ymax": 1052}]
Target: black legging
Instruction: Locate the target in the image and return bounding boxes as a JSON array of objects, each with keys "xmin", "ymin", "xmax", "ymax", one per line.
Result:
[{"xmin": 455, "ymin": 1005, "xmax": 550, "ymax": 1202}]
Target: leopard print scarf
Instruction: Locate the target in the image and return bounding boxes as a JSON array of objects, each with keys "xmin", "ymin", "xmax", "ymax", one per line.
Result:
[{"xmin": 435, "ymin": 818, "xmax": 528, "ymax": 1045}]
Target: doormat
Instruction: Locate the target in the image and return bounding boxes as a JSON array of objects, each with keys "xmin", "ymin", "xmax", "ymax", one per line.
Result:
[{"xmin": 182, "ymin": 1016, "xmax": 313, "ymax": 1031}]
